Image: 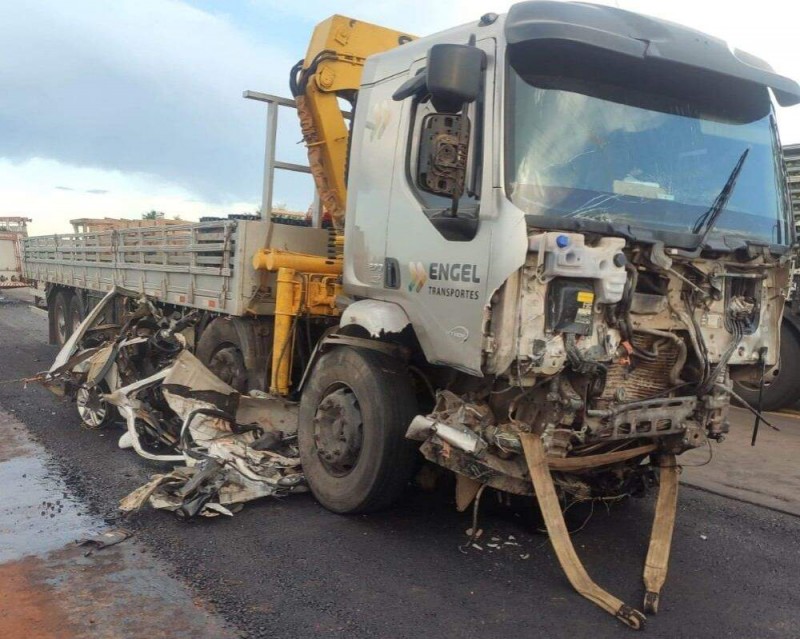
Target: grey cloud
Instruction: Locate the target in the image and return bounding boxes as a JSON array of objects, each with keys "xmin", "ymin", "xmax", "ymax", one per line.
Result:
[
  {"xmin": 85, "ymin": 189, "xmax": 109, "ymax": 194},
  {"xmin": 0, "ymin": 0, "xmax": 304, "ymax": 205},
  {"xmin": 55, "ymin": 186, "xmax": 75, "ymax": 191}
]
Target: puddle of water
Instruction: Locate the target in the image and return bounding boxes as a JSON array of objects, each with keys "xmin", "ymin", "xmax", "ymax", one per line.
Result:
[
  {"xmin": 0, "ymin": 408, "xmax": 239, "ymax": 638},
  {"xmin": 0, "ymin": 411, "xmax": 99, "ymax": 562}
]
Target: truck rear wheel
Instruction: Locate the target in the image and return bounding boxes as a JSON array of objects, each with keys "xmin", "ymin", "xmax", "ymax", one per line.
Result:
[
  {"xmin": 298, "ymin": 346, "xmax": 418, "ymax": 514},
  {"xmin": 733, "ymin": 322, "xmax": 800, "ymax": 411},
  {"xmin": 52, "ymin": 290, "xmax": 73, "ymax": 346},
  {"xmin": 196, "ymin": 317, "xmax": 270, "ymax": 394},
  {"xmin": 67, "ymin": 294, "xmax": 84, "ymax": 336}
]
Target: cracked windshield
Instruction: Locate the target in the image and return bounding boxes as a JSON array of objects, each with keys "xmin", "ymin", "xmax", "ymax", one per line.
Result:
[{"xmin": 508, "ymin": 66, "xmax": 791, "ymax": 246}]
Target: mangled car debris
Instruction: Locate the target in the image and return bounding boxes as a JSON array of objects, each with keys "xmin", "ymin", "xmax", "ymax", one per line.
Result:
[{"xmin": 47, "ymin": 288, "xmax": 306, "ymax": 518}]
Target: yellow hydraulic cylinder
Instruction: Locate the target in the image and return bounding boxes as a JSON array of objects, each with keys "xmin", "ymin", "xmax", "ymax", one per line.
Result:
[
  {"xmin": 271, "ymin": 267, "xmax": 300, "ymax": 395},
  {"xmin": 253, "ymin": 249, "xmax": 342, "ymax": 275}
]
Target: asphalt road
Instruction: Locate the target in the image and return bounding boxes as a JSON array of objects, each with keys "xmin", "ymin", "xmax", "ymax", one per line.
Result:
[{"xmin": 0, "ymin": 294, "xmax": 798, "ymax": 639}]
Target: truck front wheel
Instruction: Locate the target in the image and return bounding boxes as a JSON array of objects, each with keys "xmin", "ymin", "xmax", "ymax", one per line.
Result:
[
  {"xmin": 733, "ymin": 321, "xmax": 800, "ymax": 412},
  {"xmin": 298, "ymin": 346, "xmax": 418, "ymax": 514}
]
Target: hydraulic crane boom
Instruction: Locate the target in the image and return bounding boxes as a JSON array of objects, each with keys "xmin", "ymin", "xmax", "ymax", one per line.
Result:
[
  {"xmin": 252, "ymin": 16, "xmax": 414, "ymax": 397},
  {"xmin": 289, "ymin": 15, "xmax": 415, "ymax": 228}
]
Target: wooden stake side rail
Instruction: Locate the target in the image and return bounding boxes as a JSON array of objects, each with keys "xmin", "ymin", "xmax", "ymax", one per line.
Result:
[{"xmin": 21, "ymin": 220, "xmax": 271, "ymax": 316}]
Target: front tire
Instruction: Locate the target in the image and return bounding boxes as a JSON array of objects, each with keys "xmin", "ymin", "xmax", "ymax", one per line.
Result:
[
  {"xmin": 733, "ymin": 322, "xmax": 800, "ymax": 411},
  {"xmin": 299, "ymin": 346, "xmax": 418, "ymax": 514},
  {"xmin": 76, "ymin": 384, "xmax": 116, "ymax": 429}
]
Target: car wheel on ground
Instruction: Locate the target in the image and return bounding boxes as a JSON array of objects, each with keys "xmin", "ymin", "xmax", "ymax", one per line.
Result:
[{"xmin": 76, "ymin": 383, "xmax": 117, "ymax": 429}]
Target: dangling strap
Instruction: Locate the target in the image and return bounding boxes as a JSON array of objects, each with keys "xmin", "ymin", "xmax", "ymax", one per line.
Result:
[
  {"xmin": 642, "ymin": 454, "xmax": 679, "ymax": 614},
  {"xmin": 520, "ymin": 432, "xmax": 646, "ymax": 630}
]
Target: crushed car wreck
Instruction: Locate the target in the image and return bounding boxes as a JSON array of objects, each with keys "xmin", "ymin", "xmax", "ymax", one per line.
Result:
[{"xmin": 47, "ymin": 288, "xmax": 306, "ymax": 518}]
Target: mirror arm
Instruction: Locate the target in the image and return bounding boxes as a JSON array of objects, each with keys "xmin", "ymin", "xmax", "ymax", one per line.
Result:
[{"xmin": 392, "ymin": 71, "xmax": 426, "ymax": 102}]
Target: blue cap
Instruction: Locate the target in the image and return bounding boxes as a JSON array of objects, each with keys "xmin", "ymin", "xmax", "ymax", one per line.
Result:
[{"xmin": 556, "ymin": 234, "xmax": 570, "ymax": 248}]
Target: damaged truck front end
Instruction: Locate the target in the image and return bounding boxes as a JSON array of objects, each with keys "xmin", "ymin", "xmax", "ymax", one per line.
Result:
[
  {"xmin": 417, "ymin": 238, "xmax": 791, "ymax": 501},
  {"xmin": 403, "ymin": 1, "xmax": 799, "ymax": 628}
]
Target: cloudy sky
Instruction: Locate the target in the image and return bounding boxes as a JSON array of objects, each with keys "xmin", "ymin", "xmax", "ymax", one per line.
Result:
[{"xmin": 2, "ymin": 0, "xmax": 799, "ymax": 235}]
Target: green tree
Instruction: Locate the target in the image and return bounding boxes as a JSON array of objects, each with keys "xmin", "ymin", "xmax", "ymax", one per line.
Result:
[{"xmin": 142, "ymin": 210, "xmax": 164, "ymax": 220}]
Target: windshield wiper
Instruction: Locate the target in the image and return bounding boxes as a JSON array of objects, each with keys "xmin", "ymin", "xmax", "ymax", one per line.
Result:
[{"xmin": 690, "ymin": 147, "xmax": 750, "ymax": 249}]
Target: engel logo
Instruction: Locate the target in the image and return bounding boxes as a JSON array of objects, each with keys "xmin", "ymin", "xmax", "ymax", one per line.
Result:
[
  {"xmin": 407, "ymin": 261, "xmax": 481, "ymax": 292},
  {"xmin": 408, "ymin": 261, "xmax": 427, "ymax": 292}
]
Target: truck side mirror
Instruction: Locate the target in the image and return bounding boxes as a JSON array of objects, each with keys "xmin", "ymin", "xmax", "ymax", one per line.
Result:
[
  {"xmin": 414, "ymin": 45, "xmax": 485, "ymax": 209},
  {"xmin": 426, "ymin": 44, "xmax": 486, "ymax": 113},
  {"xmin": 391, "ymin": 44, "xmax": 487, "ymax": 110}
]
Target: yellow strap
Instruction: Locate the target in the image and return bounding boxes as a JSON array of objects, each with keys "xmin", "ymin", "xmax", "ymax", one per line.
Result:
[
  {"xmin": 520, "ymin": 432, "xmax": 646, "ymax": 630},
  {"xmin": 643, "ymin": 455, "xmax": 679, "ymax": 614}
]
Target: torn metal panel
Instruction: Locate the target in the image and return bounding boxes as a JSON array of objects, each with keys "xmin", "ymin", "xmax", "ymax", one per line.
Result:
[
  {"xmin": 48, "ymin": 287, "xmax": 137, "ymax": 375},
  {"xmin": 163, "ymin": 350, "xmax": 238, "ymax": 395},
  {"xmin": 43, "ymin": 290, "xmax": 306, "ymax": 518},
  {"xmin": 105, "ymin": 368, "xmax": 184, "ymax": 463}
]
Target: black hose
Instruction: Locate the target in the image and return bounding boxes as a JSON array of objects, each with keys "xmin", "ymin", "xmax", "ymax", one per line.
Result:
[
  {"xmin": 288, "ymin": 59, "xmax": 304, "ymax": 98},
  {"xmin": 290, "ymin": 50, "xmax": 338, "ymax": 98},
  {"xmin": 614, "ymin": 264, "xmax": 657, "ymax": 362}
]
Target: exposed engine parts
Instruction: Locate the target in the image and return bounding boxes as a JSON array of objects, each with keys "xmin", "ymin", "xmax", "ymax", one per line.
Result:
[
  {"xmin": 404, "ymin": 230, "xmax": 789, "ymax": 628},
  {"xmin": 412, "ymin": 230, "xmax": 789, "ymax": 503}
]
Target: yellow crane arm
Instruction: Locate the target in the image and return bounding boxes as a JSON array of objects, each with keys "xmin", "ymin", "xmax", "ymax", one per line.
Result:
[
  {"xmin": 290, "ymin": 15, "xmax": 415, "ymax": 228},
  {"xmin": 256, "ymin": 17, "xmax": 414, "ymax": 397}
]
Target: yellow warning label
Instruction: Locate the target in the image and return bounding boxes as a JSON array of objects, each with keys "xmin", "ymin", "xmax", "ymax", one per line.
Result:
[{"xmin": 577, "ymin": 291, "xmax": 594, "ymax": 304}]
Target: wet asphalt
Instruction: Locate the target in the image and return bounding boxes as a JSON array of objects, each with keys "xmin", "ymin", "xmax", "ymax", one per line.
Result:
[
  {"xmin": 0, "ymin": 407, "xmax": 237, "ymax": 638},
  {"xmin": 0, "ymin": 293, "xmax": 798, "ymax": 639}
]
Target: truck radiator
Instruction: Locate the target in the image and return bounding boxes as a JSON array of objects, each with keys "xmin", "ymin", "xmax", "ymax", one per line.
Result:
[{"xmin": 600, "ymin": 333, "xmax": 680, "ymax": 403}]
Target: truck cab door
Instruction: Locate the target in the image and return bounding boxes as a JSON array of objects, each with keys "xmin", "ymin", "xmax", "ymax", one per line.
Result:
[{"xmin": 383, "ymin": 38, "xmax": 496, "ymax": 375}]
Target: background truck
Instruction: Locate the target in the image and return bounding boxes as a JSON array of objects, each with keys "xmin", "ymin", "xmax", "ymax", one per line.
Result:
[
  {"xmin": 20, "ymin": 1, "xmax": 800, "ymax": 628},
  {"xmin": 0, "ymin": 217, "xmax": 31, "ymax": 290}
]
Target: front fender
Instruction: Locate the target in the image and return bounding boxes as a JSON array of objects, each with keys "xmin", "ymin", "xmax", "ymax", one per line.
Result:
[{"xmin": 339, "ymin": 299, "xmax": 411, "ymax": 337}]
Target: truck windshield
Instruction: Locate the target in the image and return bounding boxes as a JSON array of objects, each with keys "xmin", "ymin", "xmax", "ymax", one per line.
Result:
[{"xmin": 506, "ymin": 62, "xmax": 791, "ymax": 247}]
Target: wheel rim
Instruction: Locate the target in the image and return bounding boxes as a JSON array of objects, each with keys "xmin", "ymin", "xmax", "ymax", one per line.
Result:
[
  {"xmin": 313, "ymin": 385, "xmax": 363, "ymax": 477},
  {"xmin": 76, "ymin": 386, "xmax": 108, "ymax": 429},
  {"xmin": 208, "ymin": 345, "xmax": 248, "ymax": 391}
]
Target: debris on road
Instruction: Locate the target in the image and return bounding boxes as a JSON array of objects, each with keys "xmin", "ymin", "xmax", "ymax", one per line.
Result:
[
  {"xmin": 46, "ymin": 288, "xmax": 306, "ymax": 518},
  {"xmin": 76, "ymin": 528, "xmax": 133, "ymax": 555}
]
